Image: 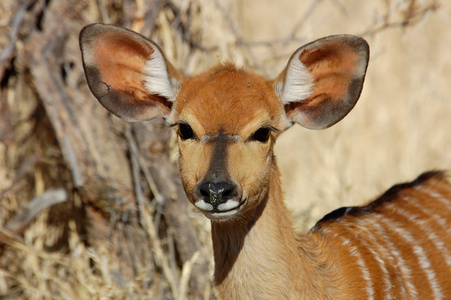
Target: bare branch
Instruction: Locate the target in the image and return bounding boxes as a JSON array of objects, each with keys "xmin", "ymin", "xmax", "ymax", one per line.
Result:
[
  {"xmin": 0, "ymin": 0, "xmax": 34, "ymax": 65},
  {"xmin": 360, "ymin": 0, "xmax": 440, "ymax": 36},
  {"xmin": 0, "ymin": 188, "xmax": 68, "ymax": 243}
]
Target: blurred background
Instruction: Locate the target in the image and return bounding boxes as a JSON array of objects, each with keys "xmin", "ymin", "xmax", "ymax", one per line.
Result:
[{"xmin": 1, "ymin": 0, "xmax": 450, "ymax": 299}]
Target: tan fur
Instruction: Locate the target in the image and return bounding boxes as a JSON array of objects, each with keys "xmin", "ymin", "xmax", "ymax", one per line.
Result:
[
  {"xmin": 168, "ymin": 64, "xmax": 451, "ymax": 299},
  {"xmin": 79, "ymin": 24, "xmax": 451, "ymax": 299},
  {"xmin": 174, "ymin": 65, "xmax": 289, "ymax": 210}
]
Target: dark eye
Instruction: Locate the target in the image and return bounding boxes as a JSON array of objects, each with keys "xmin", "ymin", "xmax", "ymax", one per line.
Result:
[
  {"xmin": 178, "ymin": 123, "xmax": 195, "ymax": 140},
  {"xmin": 250, "ymin": 128, "xmax": 271, "ymax": 143}
]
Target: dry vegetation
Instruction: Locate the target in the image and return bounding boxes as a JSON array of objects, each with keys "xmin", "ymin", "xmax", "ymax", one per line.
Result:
[{"xmin": 0, "ymin": 0, "xmax": 450, "ymax": 299}]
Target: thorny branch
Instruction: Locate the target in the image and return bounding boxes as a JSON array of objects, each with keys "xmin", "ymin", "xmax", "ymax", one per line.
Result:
[
  {"xmin": 212, "ymin": 0, "xmax": 438, "ymax": 74},
  {"xmin": 360, "ymin": 0, "xmax": 440, "ymax": 36}
]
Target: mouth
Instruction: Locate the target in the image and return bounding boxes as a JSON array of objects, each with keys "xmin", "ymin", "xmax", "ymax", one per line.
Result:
[{"xmin": 194, "ymin": 198, "xmax": 247, "ymax": 221}]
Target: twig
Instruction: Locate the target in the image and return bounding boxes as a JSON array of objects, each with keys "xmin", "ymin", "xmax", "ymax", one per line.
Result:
[
  {"xmin": 360, "ymin": 0, "xmax": 439, "ymax": 36},
  {"xmin": 0, "ymin": 156, "xmax": 37, "ymax": 199},
  {"xmin": 141, "ymin": 195, "xmax": 180, "ymax": 297},
  {"xmin": 96, "ymin": 0, "xmax": 110, "ymax": 24},
  {"xmin": 168, "ymin": 229, "xmax": 180, "ymax": 291},
  {"xmin": 166, "ymin": 0, "xmax": 218, "ymax": 53},
  {"xmin": 0, "ymin": 0, "xmax": 34, "ymax": 64},
  {"xmin": 177, "ymin": 251, "xmax": 200, "ymax": 300},
  {"xmin": 288, "ymin": 0, "xmax": 323, "ymax": 40},
  {"xmin": 128, "ymin": 130, "xmax": 147, "ymax": 225},
  {"xmin": 0, "ymin": 188, "xmax": 68, "ymax": 243},
  {"xmin": 124, "ymin": 126, "xmax": 166, "ymax": 234},
  {"xmin": 212, "ymin": 0, "xmax": 317, "ymax": 75},
  {"xmin": 125, "ymin": 126, "xmax": 180, "ymax": 297},
  {"xmin": 124, "ymin": 127, "xmax": 164, "ymax": 205}
]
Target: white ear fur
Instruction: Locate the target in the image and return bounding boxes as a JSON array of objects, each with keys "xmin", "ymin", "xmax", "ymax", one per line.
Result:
[
  {"xmin": 274, "ymin": 35, "xmax": 369, "ymax": 130},
  {"xmin": 79, "ymin": 23, "xmax": 183, "ymax": 122},
  {"xmin": 279, "ymin": 55, "xmax": 314, "ymax": 104},
  {"xmin": 143, "ymin": 50, "xmax": 177, "ymax": 102}
]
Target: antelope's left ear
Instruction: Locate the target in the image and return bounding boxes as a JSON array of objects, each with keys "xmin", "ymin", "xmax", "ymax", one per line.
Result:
[
  {"xmin": 79, "ymin": 23, "xmax": 183, "ymax": 122},
  {"xmin": 274, "ymin": 35, "xmax": 369, "ymax": 130}
]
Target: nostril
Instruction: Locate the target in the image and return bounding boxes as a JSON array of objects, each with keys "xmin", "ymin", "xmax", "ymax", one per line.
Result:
[
  {"xmin": 199, "ymin": 183, "xmax": 210, "ymax": 197},
  {"xmin": 198, "ymin": 181, "xmax": 236, "ymax": 204},
  {"xmin": 222, "ymin": 187, "xmax": 233, "ymax": 198}
]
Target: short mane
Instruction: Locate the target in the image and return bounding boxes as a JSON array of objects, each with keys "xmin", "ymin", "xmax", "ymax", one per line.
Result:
[{"xmin": 311, "ymin": 170, "xmax": 448, "ymax": 232}]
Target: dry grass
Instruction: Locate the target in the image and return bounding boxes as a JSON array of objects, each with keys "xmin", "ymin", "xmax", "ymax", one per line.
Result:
[{"xmin": 1, "ymin": 0, "xmax": 450, "ymax": 299}]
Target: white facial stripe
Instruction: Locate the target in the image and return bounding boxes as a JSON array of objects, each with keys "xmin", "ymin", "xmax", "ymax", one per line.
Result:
[
  {"xmin": 201, "ymin": 135, "xmax": 216, "ymax": 143},
  {"xmin": 201, "ymin": 134, "xmax": 242, "ymax": 144},
  {"xmin": 143, "ymin": 48, "xmax": 175, "ymax": 101}
]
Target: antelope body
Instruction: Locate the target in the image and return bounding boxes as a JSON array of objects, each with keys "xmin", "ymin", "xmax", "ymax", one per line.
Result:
[{"xmin": 79, "ymin": 24, "xmax": 451, "ymax": 299}]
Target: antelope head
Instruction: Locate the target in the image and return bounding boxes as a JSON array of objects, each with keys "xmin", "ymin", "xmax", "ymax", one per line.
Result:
[{"xmin": 79, "ymin": 24, "xmax": 369, "ymax": 223}]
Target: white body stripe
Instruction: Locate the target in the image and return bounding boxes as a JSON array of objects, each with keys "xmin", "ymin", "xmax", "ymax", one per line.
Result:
[
  {"xmin": 378, "ymin": 213, "xmax": 443, "ymax": 299},
  {"xmin": 367, "ymin": 217, "xmax": 414, "ymax": 298},
  {"xmin": 344, "ymin": 223, "xmax": 393, "ymax": 298},
  {"xmin": 419, "ymin": 187, "xmax": 451, "ymax": 211},
  {"xmin": 340, "ymin": 236, "xmax": 375, "ymax": 300},
  {"xmin": 402, "ymin": 197, "xmax": 451, "ymax": 267}
]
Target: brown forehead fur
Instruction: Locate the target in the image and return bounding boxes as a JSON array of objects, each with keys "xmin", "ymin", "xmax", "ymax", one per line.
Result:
[{"xmin": 173, "ymin": 63, "xmax": 284, "ymax": 136}]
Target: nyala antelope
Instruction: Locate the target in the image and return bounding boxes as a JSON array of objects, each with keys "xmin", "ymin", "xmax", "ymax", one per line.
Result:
[{"xmin": 80, "ymin": 23, "xmax": 451, "ymax": 299}]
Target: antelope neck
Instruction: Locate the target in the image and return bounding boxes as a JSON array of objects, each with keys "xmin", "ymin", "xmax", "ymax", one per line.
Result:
[{"xmin": 211, "ymin": 164, "xmax": 335, "ymax": 299}]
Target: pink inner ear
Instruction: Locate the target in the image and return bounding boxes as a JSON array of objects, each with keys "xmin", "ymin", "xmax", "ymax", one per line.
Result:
[
  {"xmin": 92, "ymin": 32, "xmax": 155, "ymax": 102},
  {"xmin": 300, "ymin": 42, "xmax": 358, "ymax": 102}
]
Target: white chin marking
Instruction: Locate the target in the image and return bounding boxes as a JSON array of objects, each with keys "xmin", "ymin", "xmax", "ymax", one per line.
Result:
[
  {"xmin": 218, "ymin": 200, "xmax": 240, "ymax": 211},
  {"xmin": 208, "ymin": 210, "xmax": 240, "ymax": 221},
  {"xmin": 194, "ymin": 199, "xmax": 247, "ymax": 221},
  {"xmin": 194, "ymin": 200, "xmax": 213, "ymax": 211}
]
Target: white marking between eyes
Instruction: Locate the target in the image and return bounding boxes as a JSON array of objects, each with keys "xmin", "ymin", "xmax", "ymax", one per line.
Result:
[{"xmin": 201, "ymin": 134, "xmax": 242, "ymax": 143}]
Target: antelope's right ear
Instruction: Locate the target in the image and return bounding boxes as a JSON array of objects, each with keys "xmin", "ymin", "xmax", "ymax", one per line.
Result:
[
  {"xmin": 79, "ymin": 23, "xmax": 183, "ymax": 122},
  {"xmin": 274, "ymin": 35, "xmax": 369, "ymax": 130}
]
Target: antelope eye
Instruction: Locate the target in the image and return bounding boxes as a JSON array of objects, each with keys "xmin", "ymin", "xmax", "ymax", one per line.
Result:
[
  {"xmin": 250, "ymin": 128, "xmax": 271, "ymax": 143},
  {"xmin": 178, "ymin": 124, "xmax": 195, "ymax": 140}
]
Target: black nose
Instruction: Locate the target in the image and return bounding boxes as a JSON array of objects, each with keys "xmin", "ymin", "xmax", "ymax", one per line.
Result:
[{"xmin": 199, "ymin": 181, "xmax": 235, "ymax": 205}]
